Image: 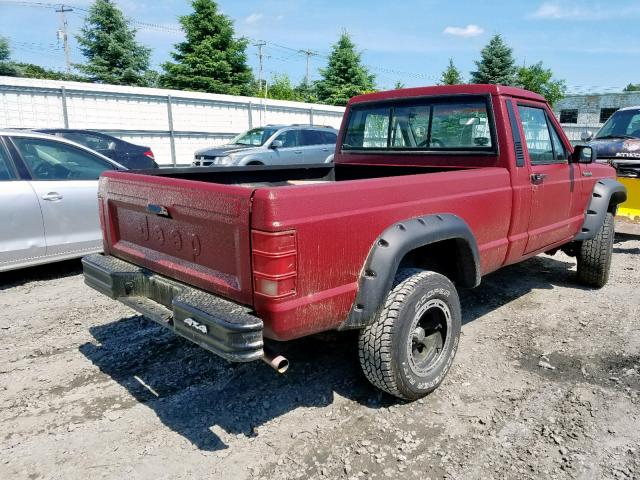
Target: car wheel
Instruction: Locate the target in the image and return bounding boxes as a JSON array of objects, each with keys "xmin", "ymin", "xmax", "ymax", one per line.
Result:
[
  {"xmin": 576, "ymin": 212, "xmax": 615, "ymax": 288},
  {"xmin": 358, "ymin": 268, "xmax": 461, "ymax": 401}
]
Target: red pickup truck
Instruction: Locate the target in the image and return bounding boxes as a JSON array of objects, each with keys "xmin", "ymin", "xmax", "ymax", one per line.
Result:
[{"xmin": 83, "ymin": 84, "xmax": 626, "ymax": 400}]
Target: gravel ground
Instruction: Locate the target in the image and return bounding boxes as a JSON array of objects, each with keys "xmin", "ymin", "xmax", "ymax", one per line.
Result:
[{"xmin": 1, "ymin": 233, "xmax": 639, "ymax": 480}]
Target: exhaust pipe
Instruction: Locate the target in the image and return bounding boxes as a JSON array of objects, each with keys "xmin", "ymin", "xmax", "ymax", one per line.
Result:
[{"xmin": 262, "ymin": 347, "xmax": 289, "ymax": 374}]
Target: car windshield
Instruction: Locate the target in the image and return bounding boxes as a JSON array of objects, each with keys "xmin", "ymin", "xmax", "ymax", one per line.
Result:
[
  {"xmin": 595, "ymin": 109, "xmax": 640, "ymax": 139},
  {"xmin": 232, "ymin": 127, "xmax": 279, "ymax": 146}
]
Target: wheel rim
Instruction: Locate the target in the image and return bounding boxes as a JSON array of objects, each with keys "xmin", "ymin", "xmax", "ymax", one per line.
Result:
[{"xmin": 407, "ymin": 299, "xmax": 451, "ymax": 376}]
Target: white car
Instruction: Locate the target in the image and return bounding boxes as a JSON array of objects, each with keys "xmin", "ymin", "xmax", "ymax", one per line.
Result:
[{"xmin": 0, "ymin": 130, "xmax": 125, "ymax": 272}]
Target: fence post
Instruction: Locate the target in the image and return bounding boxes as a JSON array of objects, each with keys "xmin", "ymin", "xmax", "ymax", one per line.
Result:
[
  {"xmin": 166, "ymin": 94, "xmax": 177, "ymax": 166},
  {"xmin": 60, "ymin": 86, "xmax": 69, "ymax": 128},
  {"xmin": 247, "ymin": 101, "xmax": 253, "ymax": 129},
  {"xmin": 309, "ymin": 107, "xmax": 314, "ymax": 125}
]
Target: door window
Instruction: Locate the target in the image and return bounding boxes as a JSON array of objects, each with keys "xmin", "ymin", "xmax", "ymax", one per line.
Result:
[
  {"xmin": 300, "ymin": 130, "xmax": 325, "ymax": 146},
  {"xmin": 321, "ymin": 131, "xmax": 337, "ymax": 144},
  {"xmin": 12, "ymin": 137, "xmax": 115, "ymax": 180},
  {"xmin": 0, "ymin": 144, "xmax": 16, "ymax": 180},
  {"xmin": 517, "ymin": 106, "xmax": 558, "ymax": 164},
  {"xmin": 61, "ymin": 132, "xmax": 113, "ymax": 151},
  {"xmin": 274, "ymin": 130, "xmax": 300, "ymax": 148}
]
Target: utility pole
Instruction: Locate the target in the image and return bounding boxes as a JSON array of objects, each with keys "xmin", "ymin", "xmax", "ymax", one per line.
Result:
[
  {"xmin": 299, "ymin": 49, "xmax": 317, "ymax": 85},
  {"xmin": 255, "ymin": 41, "xmax": 266, "ymax": 95},
  {"xmin": 56, "ymin": 4, "xmax": 73, "ymax": 74}
]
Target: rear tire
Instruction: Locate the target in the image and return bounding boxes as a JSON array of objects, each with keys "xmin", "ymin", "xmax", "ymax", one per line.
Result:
[
  {"xmin": 576, "ymin": 212, "xmax": 615, "ymax": 288},
  {"xmin": 358, "ymin": 268, "xmax": 461, "ymax": 401}
]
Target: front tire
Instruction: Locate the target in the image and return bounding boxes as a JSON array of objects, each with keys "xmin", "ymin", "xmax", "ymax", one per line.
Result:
[
  {"xmin": 358, "ymin": 268, "xmax": 462, "ymax": 401},
  {"xmin": 576, "ymin": 212, "xmax": 615, "ymax": 288}
]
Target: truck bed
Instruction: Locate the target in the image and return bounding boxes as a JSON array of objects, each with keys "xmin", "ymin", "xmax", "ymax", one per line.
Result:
[{"xmin": 134, "ymin": 163, "xmax": 469, "ymax": 186}]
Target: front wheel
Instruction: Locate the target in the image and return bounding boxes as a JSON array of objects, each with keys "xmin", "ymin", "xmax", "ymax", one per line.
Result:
[
  {"xmin": 576, "ymin": 212, "xmax": 615, "ymax": 288},
  {"xmin": 358, "ymin": 268, "xmax": 462, "ymax": 401}
]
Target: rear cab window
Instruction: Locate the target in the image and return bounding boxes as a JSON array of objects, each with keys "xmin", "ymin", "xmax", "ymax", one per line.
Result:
[{"xmin": 341, "ymin": 95, "xmax": 496, "ymax": 154}]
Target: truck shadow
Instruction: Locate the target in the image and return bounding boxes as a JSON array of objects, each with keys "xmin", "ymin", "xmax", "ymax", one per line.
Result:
[
  {"xmin": 0, "ymin": 259, "xmax": 82, "ymax": 291},
  {"xmin": 78, "ymin": 254, "xmax": 582, "ymax": 451}
]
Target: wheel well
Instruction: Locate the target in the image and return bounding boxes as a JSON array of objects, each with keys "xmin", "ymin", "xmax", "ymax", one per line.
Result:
[
  {"xmin": 608, "ymin": 190, "xmax": 626, "ymax": 214},
  {"xmin": 398, "ymin": 238, "xmax": 478, "ymax": 288}
]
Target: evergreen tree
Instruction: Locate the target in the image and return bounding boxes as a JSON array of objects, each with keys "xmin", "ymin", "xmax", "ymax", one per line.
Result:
[
  {"xmin": 393, "ymin": 81, "xmax": 406, "ymax": 89},
  {"xmin": 440, "ymin": 58, "xmax": 463, "ymax": 85},
  {"xmin": 470, "ymin": 34, "xmax": 516, "ymax": 85},
  {"xmin": 624, "ymin": 83, "xmax": 640, "ymax": 92},
  {"xmin": 161, "ymin": 0, "xmax": 253, "ymax": 95},
  {"xmin": 76, "ymin": 0, "xmax": 151, "ymax": 86},
  {"xmin": 315, "ymin": 32, "xmax": 375, "ymax": 106},
  {"xmin": 0, "ymin": 36, "xmax": 20, "ymax": 76},
  {"xmin": 516, "ymin": 61, "xmax": 566, "ymax": 106}
]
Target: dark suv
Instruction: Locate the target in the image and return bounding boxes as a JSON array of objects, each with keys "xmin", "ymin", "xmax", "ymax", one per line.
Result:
[{"xmin": 37, "ymin": 129, "xmax": 158, "ymax": 170}]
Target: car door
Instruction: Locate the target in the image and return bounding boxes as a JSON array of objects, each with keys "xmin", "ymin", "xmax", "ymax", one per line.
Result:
[
  {"xmin": 270, "ymin": 130, "xmax": 304, "ymax": 165},
  {"xmin": 517, "ymin": 104, "xmax": 576, "ymax": 254},
  {"xmin": 9, "ymin": 136, "xmax": 117, "ymax": 258},
  {"xmin": 0, "ymin": 139, "xmax": 47, "ymax": 271},
  {"xmin": 299, "ymin": 129, "xmax": 330, "ymax": 163}
]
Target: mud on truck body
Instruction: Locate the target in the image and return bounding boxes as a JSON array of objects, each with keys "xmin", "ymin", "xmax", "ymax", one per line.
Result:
[{"xmin": 83, "ymin": 84, "xmax": 626, "ymax": 400}]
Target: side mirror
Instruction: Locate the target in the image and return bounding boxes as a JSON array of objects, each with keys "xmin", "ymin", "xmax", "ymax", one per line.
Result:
[
  {"xmin": 580, "ymin": 130, "xmax": 593, "ymax": 142},
  {"xmin": 270, "ymin": 139, "xmax": 284, "ymax": 149},
  {"xmin": 571, "ymin": 145, "xmax": 595, "ymax": 164}
]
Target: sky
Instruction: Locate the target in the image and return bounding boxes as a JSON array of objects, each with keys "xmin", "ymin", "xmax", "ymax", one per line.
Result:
[{"xmin": 1, "ymin": 0, "xmax": 639, "ymax": 93}]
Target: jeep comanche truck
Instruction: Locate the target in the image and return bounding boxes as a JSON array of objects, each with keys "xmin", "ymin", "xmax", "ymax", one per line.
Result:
[{"xmin": 83, "ymin": 85, "xmax": 626, "ymax": 401}]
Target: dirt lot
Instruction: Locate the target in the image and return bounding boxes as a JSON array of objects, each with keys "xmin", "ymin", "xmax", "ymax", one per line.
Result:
[{"xmin": 1, "ymin": 234, "xmax": 639, "ymax": 480}]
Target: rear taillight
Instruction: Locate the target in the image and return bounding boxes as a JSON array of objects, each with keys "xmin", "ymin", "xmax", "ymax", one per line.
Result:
[
  {"xmin": 143, "ymin": 149, "xmax": 155, "ymax": 160},
  {"xmin": 252, "ymin": 230, "xmax": 297, "ymax": 298}
]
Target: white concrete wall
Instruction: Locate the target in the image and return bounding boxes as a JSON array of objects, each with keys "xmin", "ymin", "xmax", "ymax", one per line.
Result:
[{"xmin": 0, "ymin": 76, "xmax": 345, "ymax": 165}]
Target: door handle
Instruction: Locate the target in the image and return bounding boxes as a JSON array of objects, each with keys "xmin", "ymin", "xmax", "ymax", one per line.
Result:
[
  {"xmin": 530, "ymin": 173, "xmax": 547, "ymax": 185},
  {"xmin": 42, "ymin": 192, "xmax": 63, "ymax": 201},
  {"xmin": 294, "ymin": 150, "xmax": 303, "ymax": 154},
  {"xmin": 582, "ymin": 171, "xmax": 593, "ymax": 177}
]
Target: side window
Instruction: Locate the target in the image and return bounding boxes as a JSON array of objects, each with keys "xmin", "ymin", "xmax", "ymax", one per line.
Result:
[
  {"xmin": 548, "ymin": 123, "xmax": 567, "ymax": 161},
  {"xmin": 517, "ymin": 106, "xmax": 555, "ymax": 164},
  {"xmin": 12, "ymin": 137, "xmax": 115, "ymax": 181},
  {"xmin": 63, "ymin": 132, "xmax": 112, "ymax": 151},
  {"xmin": 322, "ymin": 131, "xmax": 337, "ymax": 144},
  {"xmin": 274, "ymin": 130, "xmax": 300, "ymax": 148},
  {"xmin": 0, "ymin": 143, "xmax": 16, "ymax": 181},
  {"xmin": 300, "ymin": 130, "xmax": 324, "ymax": 146}
]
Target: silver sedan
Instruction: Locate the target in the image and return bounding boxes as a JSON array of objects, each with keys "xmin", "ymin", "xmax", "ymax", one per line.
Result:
[{"xmin": 0, "ymin": 130, "xmax": 125, "ymax": 272}]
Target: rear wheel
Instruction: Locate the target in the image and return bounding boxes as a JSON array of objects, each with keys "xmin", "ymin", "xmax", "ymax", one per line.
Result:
[
  {"xmin": 576, "ymin": 212, "xmax": 615, "ymax": 288},
  {"xmin": 358, "ymin": 268, "xmax": 461, "ymax": 401}
]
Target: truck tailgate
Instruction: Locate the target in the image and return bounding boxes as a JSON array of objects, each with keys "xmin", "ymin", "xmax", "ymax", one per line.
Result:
[{"xmin": 98, "ymin": 171, "xmax": 255, "ymax": 306}]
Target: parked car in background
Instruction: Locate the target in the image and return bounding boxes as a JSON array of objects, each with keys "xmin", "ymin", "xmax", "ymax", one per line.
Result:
[
  {"xmin": 192, "ymin": 124, "xmax": 338, "ymax": 167},
  {"xmin": 0, "ymin": 130, "xmax": 125, "ymax": 272},
  {"xmin": 37, "ymin": 129, "xmax": 158, "ymax": 170},
  {"xmin": 581, "ymin": 106, "xmax": 640, "ymax": 222}
]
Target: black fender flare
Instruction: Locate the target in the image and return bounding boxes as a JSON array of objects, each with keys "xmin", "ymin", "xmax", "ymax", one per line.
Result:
[
  {"xmin": 339, "ymin": 214, "xmax": 480, "ymax": 330},
  {"xmin": 574, "ymin": 178, "xmax": 627, "ymax": 241}
]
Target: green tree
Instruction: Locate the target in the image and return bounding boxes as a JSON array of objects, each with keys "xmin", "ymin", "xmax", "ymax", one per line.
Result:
[
  {"xmin": 0, "ymin": 36, "xmax": 20, "ymax": 76},
  {"xmin": 294, "ymin": 80, "xmax": 318, "ymax": 103},
  {"xmin": 393, "ymin": 81, "xmax": 406, "ymax": 89},
  {"xmin": 262, "ymin": 74, "xmax": 304, "ymax": 101},
  {"xmin": 161, "ymin": 0, "xmax": 253, "ymax": 95},
  {"xmin": 440, "ymin": 58, "xmax": 463, "ymax": 85},
  {"xmin": 76, "ymin": 0, "xmax": 151, "ymax": 86},
  {"xmin": 315, "ymin": 32, "xmax": 375, "ymax": 106},
  {"xmin": 624, "ymin": 83, "xmax": 640, "ymax": 92},
  {"xmin": 516, "ymin": 61, "xmax": 566, "ymax": 106},
  {"xmin": 470, "ymin": 34, "xmax": 516, "ymax": 85},
  {"xmin": 14, "ymin": 63, "xmax": 88, "ymax": 81}
]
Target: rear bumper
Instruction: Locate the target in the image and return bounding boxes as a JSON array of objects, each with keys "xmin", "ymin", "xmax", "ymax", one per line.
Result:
[{"xmin": 82, "ymin": 254, "xmax": 263, "ymax": 362}]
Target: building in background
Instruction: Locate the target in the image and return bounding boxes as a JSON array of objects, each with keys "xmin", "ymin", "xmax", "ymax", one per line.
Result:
[{"xmin": 554, "ymin": 91, "xmax": 640, "ymax": 142}]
